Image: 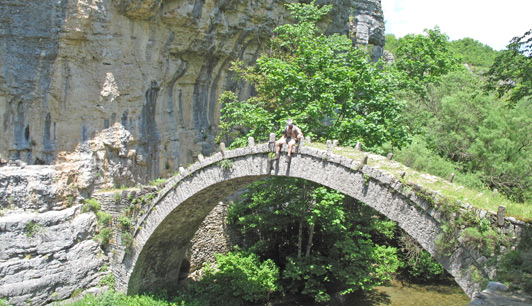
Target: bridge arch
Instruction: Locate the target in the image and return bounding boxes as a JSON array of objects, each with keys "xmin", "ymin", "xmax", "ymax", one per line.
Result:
[{"xmin": 113, "ymin": 141, "xmax": 484, "ymax": 298}]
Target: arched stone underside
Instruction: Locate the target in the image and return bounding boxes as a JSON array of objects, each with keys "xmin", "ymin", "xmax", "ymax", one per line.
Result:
[{"xmin": 114, "ymin": 142, "xmax": 485, "ymax": 299}]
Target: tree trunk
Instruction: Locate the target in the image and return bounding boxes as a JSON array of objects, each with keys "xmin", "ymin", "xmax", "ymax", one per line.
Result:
[
  {"xmin": 305, "ymin": 222, "xmax": 315, "ymax": 257},
  {"xmin": 298, "ymin": 221, "xmax": 303, "ymax": 258}
]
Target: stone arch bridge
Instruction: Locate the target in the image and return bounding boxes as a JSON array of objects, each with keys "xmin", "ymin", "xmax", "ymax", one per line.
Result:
[{"xmin": 112, "ymin": 138, "xmax": 524, "ymax": 299}]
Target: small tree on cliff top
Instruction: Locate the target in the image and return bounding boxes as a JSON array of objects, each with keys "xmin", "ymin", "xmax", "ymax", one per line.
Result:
[
  {"xmin": 394, "ymin": 27, "xmax": 462, "ymax": 96},
  {"xmin": 218, "ymin": 1, "xmax": 409, "ymax": 151},
  {"xmin": 487, "ymin": 29, "xmax": 532, "ymax": 105}
]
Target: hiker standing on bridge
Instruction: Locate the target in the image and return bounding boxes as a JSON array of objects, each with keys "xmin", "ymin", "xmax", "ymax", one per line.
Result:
[{"xmin": 274, "ymin": 119, "xmax": 303, "ymax": 159}]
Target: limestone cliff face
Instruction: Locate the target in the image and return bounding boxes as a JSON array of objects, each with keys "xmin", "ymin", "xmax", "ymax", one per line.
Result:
[{"xmin": 0, "ymin": 0, "xmax": 385, "ymax": 182}]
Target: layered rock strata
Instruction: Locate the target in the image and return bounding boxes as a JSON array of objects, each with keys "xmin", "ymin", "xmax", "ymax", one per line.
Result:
[
  {"xmin": 0, "ymin": 0, "xmax": 385, "ymax": 182},
  {"xmin": 0, "ymin": 206, "xmax": 107, "ymax": 306}
]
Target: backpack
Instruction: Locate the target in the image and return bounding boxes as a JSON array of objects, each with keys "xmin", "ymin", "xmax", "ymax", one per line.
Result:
[{"xmin": 283, "ymin": 125, "xmax": 300, "ymax": 138}]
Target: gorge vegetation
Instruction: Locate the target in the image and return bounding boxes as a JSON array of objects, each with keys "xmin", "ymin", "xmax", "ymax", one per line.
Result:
[{"xmin": 66, "ymin": 1, "xmax": 532, "ymax": 305}]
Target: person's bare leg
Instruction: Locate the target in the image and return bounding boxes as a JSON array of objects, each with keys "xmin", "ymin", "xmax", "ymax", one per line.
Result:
[
  {"xmin": 287, "ymin": 139, "xmax": 296, "ymax": 157},
  {"xmin": 274, "ymin": 139, "xmax": 283, "ymax": 159}
]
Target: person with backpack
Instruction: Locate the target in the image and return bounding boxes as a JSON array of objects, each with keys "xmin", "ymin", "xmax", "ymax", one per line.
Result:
[{"xmin": 274, "ymin": 119, "xmax": 303, "ymax": 159}]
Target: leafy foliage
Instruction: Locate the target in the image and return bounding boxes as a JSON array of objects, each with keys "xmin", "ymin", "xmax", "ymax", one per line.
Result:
[
  {"xmin": 450, "ymin": 37, "xmax": 498, "ymax": 71},
  {"xmin": 121, "ymin": 232, "xmax": 134, "ymax": 255},
  {"xmin": 218, "ymin": 1, "xmax": 409, "ymax": 150},
  {"xmin": 394, "ymin": 27, "xmax": 462, "ymax": 96},
  {"xmin": 98, "ymin": 273, "xmax": 116, "ymax": 289},
  {"xmin": 97, "ymin": 211, "xmax": 112, "ymax": 226},
  {"xmin": 94, "ymin": 228, "xmax": 111, "ymax": 248},
  {"xmin": 81, "ymin": 198, "xmax": 101, "ymax": 213},
  {"xmin": 180, "ymin": 252, "xmax": 279, "ymax": 306},
  {"xmin": 394, "ymin": 66, "xmax": 532, "ymax": 202},
  {"xmin": 227, "ymin": 177, "xmax": 401, "ymax": 302},
  {"xmin": 384, "ymin": 34, "xmax": 401, "ymax": 55},
  {"xmin": 487, "ymin": 29, "xmax": 532, "ymax": 104},
  {"xmin": 118, "ymin": 215, "xmax": 133, "ymax": 231},
  {"xmin": 61, "ymin": 290, "xmax": 185, "ymax": 306},
  {"xmin": 398, "ymin": 234, "xmax": 444, "ymax": 282},
  {"xmin": 498, "ymin": 227, "xmax": 532, "ymax": 292},
  {"xmin": 24, "ymin": 220, "xmax": 43, "ymax": 237}
]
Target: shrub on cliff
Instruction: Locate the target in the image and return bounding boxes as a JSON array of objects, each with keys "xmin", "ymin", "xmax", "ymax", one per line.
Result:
[{"xmin": 0, "ymin": 298, "xmax": 10, "ymax": 306}]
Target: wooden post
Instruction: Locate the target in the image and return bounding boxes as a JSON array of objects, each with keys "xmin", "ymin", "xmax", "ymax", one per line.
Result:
[
  {"xmin": 400, "ymin": 171, "xmax": 406, "ymax": 179},
  {"xmin": 449, "ymin": 173, "xmax": 455, "ymax": 183},
  {"xmin": 355, "ymin": 142, "xmax": 362, "ymax": 151},
  {"xmin": 387, "ymin": 153, "xmax": 394, "ymax": 160}
]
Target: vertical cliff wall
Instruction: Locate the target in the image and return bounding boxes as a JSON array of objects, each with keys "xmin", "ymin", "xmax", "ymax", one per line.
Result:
[{"xmin": 0, "ymin": 0, "xmax": 385, "ymax": 182}]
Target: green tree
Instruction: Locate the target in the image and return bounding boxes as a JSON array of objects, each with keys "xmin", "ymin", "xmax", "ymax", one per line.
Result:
[
  {"xmin": 227, "ymin": 177, "xmax": 400, "ymax": 302},
  {"xmin": 395, "ymin": 68, "xmax": 532, "ymax": 202},
  {"xmin": 188, "ymin": 252, "xmax": 280, "ymax": 306},
  {"xmin": 384, "ymin": 34, "xmax": 401, "ymax": 55},
  {"xmin": 397, "ymin": 231, "xmax": 445, "ymax": 282},
  {"xmin": 450, "ymin": 37, "xmax": 498, "ymax": 70},
  {"xmin": 487, "ymin": 29, "xmax": 532, "ymax": 105},
  {"xmin": 394, "ymin": 27, "xmax": 462, "ymax": 95},
  {"xmin": 218, "ymin": 1, "xmax": 409, "ymax": 150},
  {"xmin": 468, "ymin": 98, "xmax": 532, "ymax": 201}
]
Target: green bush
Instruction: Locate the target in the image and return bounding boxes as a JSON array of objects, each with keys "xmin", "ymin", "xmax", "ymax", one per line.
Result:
[
  {"xmin": 60, "ymin": 290, "xmax": 186, "ymax": 306},
  {"xmin": 192, "ymin": 252, "xmax": 280, "ymax": 305},
  {"xmin": 118, "ymin": 215, "xmax": 133, "ymax": 231},
  {"xmin": 97, "ymin": 211, "xmax": 112, "ymax": 226},
  {"xmin": 0, "ymin": 298, "xmax": 11, "ymax": 306},
  {"xmin": 402, "ymin": 250, "xmax": 444, "ymax": 281},
  {"xmin": 389, "ymin": 135, "xmax": 485, "ymax": 190},
  {"xmin": 121, "ymin": 232, "xmax": 134, "ymax": 255},
  {"xmin": 25, "ymin": 220, "xmax": 43, "ymax": 237},
  {"xmin": 95, "ymin": 228, "xmax": 111, "ymax": 248},
  {"xmin": 498, "ymin": 246, "xmax": 532, "ymax": 292},
  {"xmin": 98, "ymin": 273, "xmax": 115, "ymax": 289},
  {"xmin": 81, "ymin": 198, "xmax": 101, "ymax": 213},
  {"xmin": 149, "ymin": 178, "xmax": 166, "ymax": 186},
  {"xmin": 218, "ymin": 159, "xmax": 233, "ymax": 170}
]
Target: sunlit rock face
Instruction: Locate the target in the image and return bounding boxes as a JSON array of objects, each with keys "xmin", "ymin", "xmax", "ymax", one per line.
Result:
[{"xmin": 0, "ymin": 0, "xmax": 384, "ymax": 182}]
